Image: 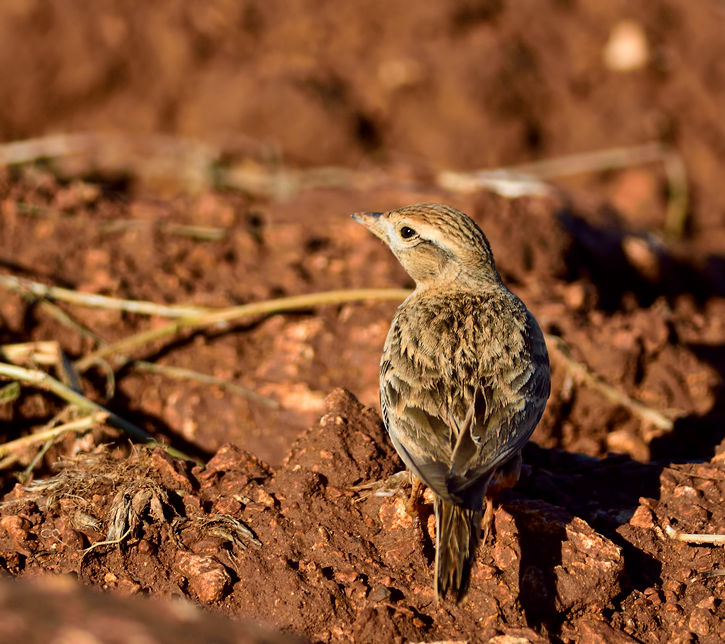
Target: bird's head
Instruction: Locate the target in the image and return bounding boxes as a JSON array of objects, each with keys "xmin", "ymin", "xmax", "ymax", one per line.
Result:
[{"xmin": 352, "ymin": 203, "xmax": 502, "ymax": 290}]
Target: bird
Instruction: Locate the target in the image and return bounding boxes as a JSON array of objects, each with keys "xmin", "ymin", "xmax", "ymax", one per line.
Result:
[{"xmin": 352, "ymin": 202, "xmax": 550, "ymax": 603}]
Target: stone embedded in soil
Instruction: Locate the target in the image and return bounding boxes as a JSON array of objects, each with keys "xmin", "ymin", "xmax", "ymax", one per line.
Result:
[
  {"xmin": 489, "ymin": 628, "xmax": 548, "ymax": 644},
  {"xmin": 576, "ymin": 618, "xmax": 640, "ymax": 644},
  {"xmin": 201, "ymin": 443, "xmax": 273, "ymax": 482},
  {"xmin": 151, "ymin": 447, "xmax": 194, "ymax": 492},
  {"xmin": 175, "ymin": 551, "xmax": 232, "ymax": 603},
  {"xmin": 0, "ymin": 515, "xmax": 34, "ymax": 557},
  {"xmin": 628, "ymin": 504, "xmax": 655, "ymax": 529}
]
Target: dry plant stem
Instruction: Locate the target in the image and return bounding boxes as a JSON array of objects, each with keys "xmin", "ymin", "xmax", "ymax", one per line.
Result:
[
  {"xmin": 35, "ymin": 300, "xmax": 106, "ymax": 346},
  {"xmin": 82, "ymin": 528, "xmax": 133, "ymax": 553},
  {"xmin": 25, "ymin": 300, "xmax": 275, "ymax": 409},
  {"xmin": 0, "ymin": 413, "xmax": 107, "ymax": 458},
  {"xmin": 100, "ymin": 220, "xmax": 227, "ymax": 241},
  {"xmin": 0, "ymin": 341, "xmax": 60, "ymax": 365},
  {"xmin": 0, "ymin": 132, "xmax": 213, "ymax": 166},
  {"xmin": 665, "ymin": 524, "xmax": 725, "ymax": 545},
  {"xmin": 0, "ymin": 275, "xmax": 209, "ymax": 318},
  {"xmin": 74, "ymin": 288, "xmax": 412, "ymax": 372},
  {"xmin": 495, "ymin": 142, "xmax": 665, "ymax": 180},
  {"xmin": 0, "ymin": 382, "xmax": 21, "ymax": 405},
  {"xmin": 32, "ymin": 297, "xmax": 274, "ymax": 406},
  {"xmin": 662, "ymin": 151, "xmax": 689, "ymax": 238},
  {"xmin": 132, "ymin": 361, "xmax": 279, "ymax": 409},
  {"xmin": 0, "ymin": 133, "xmax": 100, "ymax": 164},
  {"xmin": 0, "ymin": 363, "xmax": 195, "ymax": 460},
  {"xmin": 545, "ymin": 333, "xmax": 675, "ymax": 432}
]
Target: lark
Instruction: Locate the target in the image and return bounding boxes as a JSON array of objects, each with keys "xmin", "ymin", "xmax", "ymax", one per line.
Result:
[{"xmin": 353, "ymin": 203, "xmax": 550, "ymax": 603}]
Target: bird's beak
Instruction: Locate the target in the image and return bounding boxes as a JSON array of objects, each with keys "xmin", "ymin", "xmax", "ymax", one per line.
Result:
[{"xmin": 351, "ymin": 211, "xmax": 388, "ymax": 242}]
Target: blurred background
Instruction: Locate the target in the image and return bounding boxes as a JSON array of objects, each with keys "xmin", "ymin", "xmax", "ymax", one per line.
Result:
[{"xmin": 0, "ymin": 0, "xmax": 722, "ymax": 225}]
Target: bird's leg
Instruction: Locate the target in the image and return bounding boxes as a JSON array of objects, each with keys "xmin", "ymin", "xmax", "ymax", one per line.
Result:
[
  {"xmin": 482, "ymin": 452, "xmax": 523, "ymax": 544},
  {"xmin": 406, "ymin": 475, "xmax": 424, "ymax": 517},
  {"xmin": 482, "ymin": 495, "xmax": 495, "ymax": 544}
]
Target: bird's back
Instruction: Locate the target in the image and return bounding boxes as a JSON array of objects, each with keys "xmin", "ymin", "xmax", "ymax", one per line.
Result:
[{"xmin": 380, "ymin": 285, "xmax": 549, "ymax": 505}]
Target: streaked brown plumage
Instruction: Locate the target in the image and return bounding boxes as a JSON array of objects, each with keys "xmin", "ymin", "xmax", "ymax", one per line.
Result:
[{"xmin": 352, "ymin": 202, "xmax": 550, "ymax": 603}]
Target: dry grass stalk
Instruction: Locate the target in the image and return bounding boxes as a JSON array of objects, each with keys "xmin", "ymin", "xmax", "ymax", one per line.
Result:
[
  {"xmin": 73, "ymin": 288, "xmax": 412, "ymax": 372},
  {"xmin": 0, "ymin": 411, "xmax": 108, "ymax": 459},
  {"xmin": 0, "ymin": 275, "xmax": 208, "ymax": 318},
  {"xmin": 544, "ymin": 333, "xmax": 675, "ymax": 432},
  {"xmin": 665, "ymin": 524, "xmax": 725, "ymax": 545}
]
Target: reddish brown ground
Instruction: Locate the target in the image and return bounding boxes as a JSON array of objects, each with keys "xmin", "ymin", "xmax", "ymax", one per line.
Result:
[{"xmin": 0, "ymin": 2, "xmax": 725, "ymax": 643}]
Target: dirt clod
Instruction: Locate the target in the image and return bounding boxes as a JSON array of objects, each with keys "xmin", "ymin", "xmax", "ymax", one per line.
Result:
[{"xmin": 175, "ymin": 551, "xmax": 232, "ymax": 603}]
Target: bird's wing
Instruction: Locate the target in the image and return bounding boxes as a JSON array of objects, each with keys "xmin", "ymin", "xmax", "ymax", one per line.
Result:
[
  {"xmin": 447, "ymin": 311, "xmax": 550, "ymax": 497},
  {"xmin": 381, "ymin": 357, "xmax": 461, "ymax": 503}
]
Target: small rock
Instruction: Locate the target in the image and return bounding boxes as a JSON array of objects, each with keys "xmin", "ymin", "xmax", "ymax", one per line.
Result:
[
  {"xmin": 384, "ymin": 536, "xmax": 417, "ymax": 565},
  {"xmin": 175, "ymin": 552, "xmax": 231, "ymax": 603},
  {"xmin": 334, "ymin": 570, "xmax": 359, "ymax": 583},
  {"xmin": 563, "ymin": 282, "xmax": 587, "ymax": 310},
  {"xmin": 696, "ymin": 596, "xmax": 716, "ymax": 610},
  {"xmin": 603, "ymin": 20, "xmax": 649, "ymax": 72},
  {"xmin": 0, "ymin": 515, "xmax": 31, "ymax": 540},
  {"xmin": 492, "ymin": 542, "xmax": 518, "ymax": 571},
  {"xmin": 577, "ymin": 618, "xmax": 639, "ymax": 643},
  {"xmin": 489, "ymin": 628, "xmax": 545, "ymax": 644},
  {"xmin": 202, "ymin": 444, "xmax": 270, "ymax": 481},
  {"xmin": 379, "ymin": 498, "xmax": 414, "ymax": 531},
  {"xmin": 211, "ymin": 497, "xmax": 241, "ymax": 515},
  {"xmin": 606, "ymin": 429, "xmax": 649, "ymax": 462},
  {"xmin": 190, "ymin": 537, "xmax": 225, "ymax": 554},
  {"xmin": 368, "ymin": 584, "xmax": 391, "ymax": 602},
  {"xmin": 256, "ymin": 489, "xmax": 276, "ymax": 508},
  {"xmin": 662, "ymin": 602, "xmax": 684, "ymax": 624},
  {"xmin": 622, "ymin": 236, "xmax": 660, "ymax": 282},
  {"xmin": 151, "ymin": 448, "xmax": 193, "ymax": 492},
  {"xmin": 629, "ymin": 505, "xmax": 655, "ymax": 529},
  {"xmin": 673, "ymin": 485, "xmax": 699, "ymax": 498},
  {"xmin": 688, "ymin": 608, "xmax": 712, "ymax": 637}
]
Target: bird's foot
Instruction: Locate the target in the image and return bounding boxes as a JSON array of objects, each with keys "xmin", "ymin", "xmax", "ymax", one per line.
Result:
[
  {"xmin": 350, "ymin": 470, "xmax": 413, "ymax": 502},
  {"xmin": 405, "ymin": 477, "xmax": 424, "ymax": 517}
]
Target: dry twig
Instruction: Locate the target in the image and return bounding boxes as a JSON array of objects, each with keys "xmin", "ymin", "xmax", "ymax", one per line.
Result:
[
  {"xmin": 0, "ymin": 275, "xmax": 208, "ymax": 318},
  {"xmin": 74, "ymin": 288, "xmax": 412, "ymax": 372},
  {"xmin": 665, "ymin": 524, "xmax": 725, "ymax": 546},
  {"xmin": 437, "ymin": 142, "xmax": 689, "ymax": 238},
  {"xmin": 0, "ymin": 412, "xmax": 108, "ymax": 459},
  {"xmin": 0, "ymin": 362, "xmax": 195, "ymax": 460},
  {"xmin": 544, "ymin": 333, "xmax": 675, "ymax": 432}
]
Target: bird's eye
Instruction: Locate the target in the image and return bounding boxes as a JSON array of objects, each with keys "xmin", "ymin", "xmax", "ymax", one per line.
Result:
[{"xmin": 400, "ymin": 226, "xmax": 417, "ymax": 239}]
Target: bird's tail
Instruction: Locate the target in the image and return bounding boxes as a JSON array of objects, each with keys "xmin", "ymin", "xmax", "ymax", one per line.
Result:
[{"xmin": 434, "ymin": 497, "xmax": 483, "ymax": 603}]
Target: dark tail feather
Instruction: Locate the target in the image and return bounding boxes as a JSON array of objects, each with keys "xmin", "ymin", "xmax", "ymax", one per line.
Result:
[{"xmin": 434, "ymin": 497, "xmax": 482, "ymax": 603}]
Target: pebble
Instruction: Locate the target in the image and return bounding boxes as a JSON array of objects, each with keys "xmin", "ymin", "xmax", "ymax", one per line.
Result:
[
  {"xmin": 175, "ymin": 552, "xmax": 231, "ymax": 603},
  {"xmin": 629, "ymin": 506, "xmax": 655, "ymax": 529}
]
